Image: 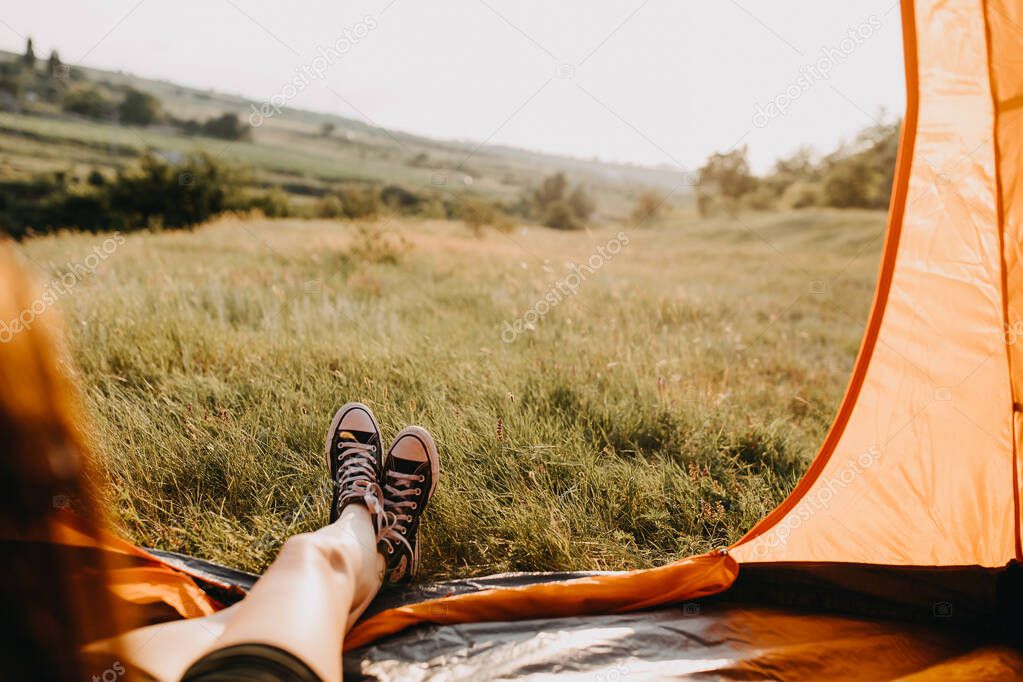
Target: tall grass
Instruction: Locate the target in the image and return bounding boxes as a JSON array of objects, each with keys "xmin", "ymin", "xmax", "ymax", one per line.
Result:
[{"xmin": 16, "ymin": 209, "xmax": 883, "ymax": 577}]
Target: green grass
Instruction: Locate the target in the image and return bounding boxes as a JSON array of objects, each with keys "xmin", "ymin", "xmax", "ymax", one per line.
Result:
[{"xmin": 14, "ymin": 208, "xmax": 883, "ymax": 578}]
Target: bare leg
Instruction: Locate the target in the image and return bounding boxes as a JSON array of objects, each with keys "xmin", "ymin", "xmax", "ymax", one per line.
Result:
[
  {"xmin": 96, "ymin": 505, "xmax": 384, "ymax": 682},
  {"xmin": 207, "ymin": 504, "xmax": 384, "ymax": 680}
]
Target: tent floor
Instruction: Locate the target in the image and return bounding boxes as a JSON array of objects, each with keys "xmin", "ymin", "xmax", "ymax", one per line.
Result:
[
  {"xmin": 345, "ymin": 602, "xmax": 1023, "ymax": 681},
  {"xmin": 147, "ymin": 551, "xmax": 1023, "ymax": 679}
]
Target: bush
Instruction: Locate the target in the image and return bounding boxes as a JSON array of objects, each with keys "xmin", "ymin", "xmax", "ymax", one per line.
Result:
[
  {"xmin": 740, "ymin": 184, "xmax": 777, "ymax": 211},
  {"xmin": 821, "ymin": 159, "xmax": 877, "ymax": 208},
  {"xmin": 201, "ymin": 113, "xmax": 250, "ymax": 141},
  {"xmin": 567, "ymin": 186, "xmax": 594, "ymax": 223},
  {"xmin": 527, "ymin": 172, "xmax": 593, "ymax": 230},
  {"xmin": 105, "ymin": 153, "xmax": 246, "ymax": 229},
  {"xmin": 346, "ymin": 223, "xmax": 408, "ymax": 265},
  {"xmin": 631, "ymin": 191, "xmax": 666, "ymax": 224},
  {"xmin": 242, "ymin": 187, "xmax": 291, "ymax": 217},
  {"xmin": 0, "ymin": 154, "xmax": 263, "ymax": 236},
  {"xmin": 63, "ymin": 87, "xmax": 115, "ymax": 120},
  {"xmin": 696, "ymin": 146, "xmax": 757, "ymax": 215},
  {"xmin": 318, "ymin": 194, "xmax": 344, "ymax": 219},
  {"xmin": 691, "ymin": 120, "xmax": 899, "ymax": 213},
  {"xmin": 779, "ymin": 181, "xmax": 822, "ymax": 209},
  {"xmin": 541, "ymin": 200, "xmax": 581, "ymax": 230},
  {"xmin": 380, "ymin": 185, "xmax": 422, "ymax": 214},
  {"xmin": 118, "ymin": 88, "xmax": 161, "ymax": 126},
  {"xmin": 338, "ymin": 187, "xmax": 381, "ymax": 219},
  {"xmin": 451, "ymin": 195, "xmax": 496, "ymax": 235}
]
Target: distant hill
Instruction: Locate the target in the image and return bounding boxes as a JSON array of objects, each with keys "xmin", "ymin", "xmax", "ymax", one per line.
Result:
[{"xmin": 0, "ymin": 48, "xmax": 691, "ymax": 221}]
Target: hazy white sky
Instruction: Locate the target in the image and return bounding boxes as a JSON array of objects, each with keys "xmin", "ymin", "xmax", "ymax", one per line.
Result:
[{"xmin": 2, "ymin": 1, "xmax": 905, "ymax": 172}]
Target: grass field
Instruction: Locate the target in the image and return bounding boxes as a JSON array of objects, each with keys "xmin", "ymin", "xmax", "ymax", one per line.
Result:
[{"xmin": 14, "ymin": 208, "xmax": 884, "ymax": 578}]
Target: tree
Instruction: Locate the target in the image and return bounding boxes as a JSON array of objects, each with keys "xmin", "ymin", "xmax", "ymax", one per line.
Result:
[
  {"xmin": 695, "ymin": 146, "xmax": 757, "ymax": 216},
  {"xmin": 63, "ymin": 87, "xmax": 116, "ymax": 120},
  {"xmin": 118, "ymin": 88, "xmax": 161, "ymax": 126},
  {"xmin": 757, "ymin": 146, "xmax": 817, "ymax": 201},
  {"xmin": 321, "ymin": 122, "xmax": 335, "ymax": 137},
  {"xmin": 631, "ymin": 190, "xmax": 666, "ymax": 224},
  {"xmin": 46, "ymin": 50, "xmax": 63, "ymax": 77},
  {"xmin": 532, "ymin": 172, "xmax": 569, "ymax": 211},
  {"xmin": 23, "ymin": 38, "xmax": 36, "ymax": 69},
  {"xmin": 567, "ymin": 185, "xmax": 594, "ymax": 223},
  {"xmin": 542, "ymin": 200, "xmax": 581, "ymax": 230},
  {"xmin": 821, "ymin": 156, "xmax": 878, "ymax": 208},
  {"xmin": 818, "ymin": 120, "xmax": 899, "ymax": 209},
  {"xmin": 528, "ymin": 172, "xmax": 593, "ymax": 230},
  {"xmin": 697, "ymin": 146, "xmax": 756, "ymax": 199},
  {"xmin": 201, "ymin": 113, "xmax": 250, "ymax": 140}
]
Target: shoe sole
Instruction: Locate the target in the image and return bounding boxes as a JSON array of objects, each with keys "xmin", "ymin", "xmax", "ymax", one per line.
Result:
[
  {"xmin": 388, "ymin": 425, "xmax": 440, "ymax": 578},
  {"xmin": 323, "ymin": 402, "xmax": 383, "ymax": 474}
]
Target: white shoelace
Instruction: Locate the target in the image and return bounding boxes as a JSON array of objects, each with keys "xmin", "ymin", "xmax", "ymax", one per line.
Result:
[
  {"xmin": 336, "ymin": 442, "xmax": 385, "ymax": 535},
  {"xmin": 379, "ymin": 470, "xmax": 423, "ymax": 556}
]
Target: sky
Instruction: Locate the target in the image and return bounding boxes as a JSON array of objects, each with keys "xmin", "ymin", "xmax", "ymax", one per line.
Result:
[{"xmin": 1, "ymin": 1, "xmax": 905, "ymax": 173}]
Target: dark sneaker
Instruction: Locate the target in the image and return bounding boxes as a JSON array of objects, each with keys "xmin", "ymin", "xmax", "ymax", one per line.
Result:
[
  {"xmin": 324, "ymin": 402, "xmax": 384, "ymax": 524},
  {"xmin": 379, "ymin": 426, "xmax": 440, "ymax": 583}
]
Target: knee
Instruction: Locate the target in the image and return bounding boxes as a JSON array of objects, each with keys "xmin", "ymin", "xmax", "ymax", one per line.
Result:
[{"xmin": 278, "ymin": 532, "xmax": 353, "ymax": 574}]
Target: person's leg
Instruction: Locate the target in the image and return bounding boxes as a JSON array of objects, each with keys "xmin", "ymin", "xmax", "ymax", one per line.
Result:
[
  {"xmin": 184, "ymin": 403, "xmax": 392, "ymax": 682},
  {"xmin": 90, "ymin": 404, "xmax": 440, "ymax": 681},
  {"xmin": 93, "ymin": 504, "xmax": 383, "ymax": 682},
  {"xmin": 197, "ymin": 503, "xmax": 384, "ymax": 681}
]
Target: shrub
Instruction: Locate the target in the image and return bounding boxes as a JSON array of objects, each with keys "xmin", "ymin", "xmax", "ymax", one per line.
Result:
[
  {"xmin": 821, "ymin": 159, "xmax": 878, "ymax": 208},
  {"xmin": 242, "ymin": 187, "xmax": 291, "ymax": 217},
  {"xmin": 631, "ymin": 191, "xmax": 666, "ymax": 224},
  {"xmin": 319, "ymin": 187, "xmax": 381, "ymax": 220},
  {"xmin": 541, "ymin": 200, "xmax": 581, "ymax": 231},
  {"xmin": 318, "ymin": 194, "xmax": 344, "ymax": 219},
  {"xmin": 697, "ymin": 147, "xmax": 756, "ymax": 198},
  {"xmin": 740, "ymin": 184, "xmax": 777, "ymax": 211},
  {"xmin": 118, "ymin": 88, "xmax": 161, "ymax": 126},
  {"xmin": 347, "ymin": 223, "xmax": 408, "ymax": 264},
  {"xmin": 105, "ymin": 153, "xmax": 246, "ymax": 229},
  {"xmin": 338, "ymin": 187, "xmax": 381, "ymax": 219},
  {"xmin": 201, "ymin": 113, "xmax": 251, "ymax": 141},
  {"xmin": 450, "ymin": 194, "xmax": 515, "ymax": 235},
  {"xmin": 779, "ymin": 181, "xmax": 822, "ymax": 209},
  {"xmin": 527, "ymin": 172, "xmax": 593, "ymax": 230},
  {"xmin": 568, "ymin": 186, "xmax": 594, "ymax": 223},
  {"xmin": 380, "ymin": 185, "xmax": 422, "ymax": 214},
  {"xmin": 63, "ymin": 87, "xmax": 116, "ymax": 120}
]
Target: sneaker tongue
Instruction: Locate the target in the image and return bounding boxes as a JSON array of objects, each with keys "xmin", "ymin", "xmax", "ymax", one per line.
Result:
[
  {"xmin": 340, "ymin": 429, "xmax": 378, "ymax": 446},
  {"xmin": 391, "ymin": 456, "xmax": 427, "ymax": 477}
]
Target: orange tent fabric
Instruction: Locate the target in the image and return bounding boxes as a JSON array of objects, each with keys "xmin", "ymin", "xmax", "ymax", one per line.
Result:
[
  {"xmin": 734, "ymin": 0, "xmax": 1021, "ymax": 567},
  {"xmin": 44, "ymin": 511, "xmax": 221, "ymax": 619}
]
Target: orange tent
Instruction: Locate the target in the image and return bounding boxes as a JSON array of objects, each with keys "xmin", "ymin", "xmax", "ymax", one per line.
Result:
[{"xmin": 52, "ymin": 0, "xmax": 1023, "ymax": 676}]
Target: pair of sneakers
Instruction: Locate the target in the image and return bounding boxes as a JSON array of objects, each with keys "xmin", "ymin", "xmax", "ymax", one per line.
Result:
[{"xmin": 325, "ymin": 402, "xmax": 439, "ymax": 583}]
